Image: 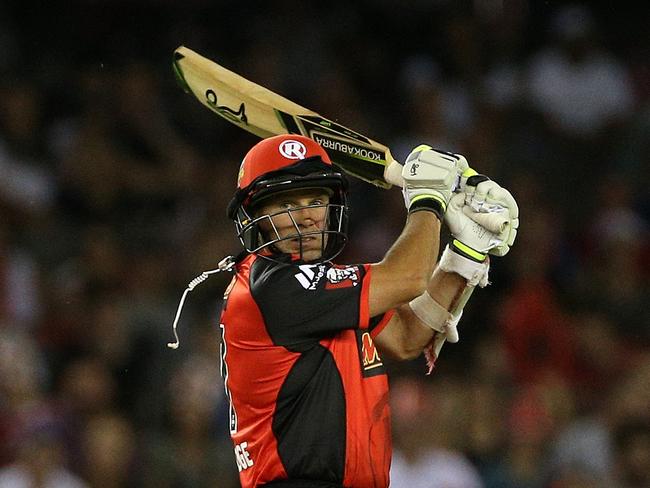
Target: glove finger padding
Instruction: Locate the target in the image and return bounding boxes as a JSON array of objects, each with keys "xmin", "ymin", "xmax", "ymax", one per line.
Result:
[
  {"xmin": 466, "ymin": 181, "xmax": 518, "ymax": 217},
  {"xmin": 464, "ymin": 180, "xmax": 519, "ymax": 256},
  {"xmin": 446, "ymin": 193, "xmax": 503, "ymax": 255},
  {"xmin": 490, "ymin": 226, "xmax": 518, "ymax": 256}
]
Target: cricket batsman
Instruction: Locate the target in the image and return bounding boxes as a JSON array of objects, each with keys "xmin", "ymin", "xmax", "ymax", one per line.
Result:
[{"xmin": 212, "ymin": 134, "xmax": 518, "ymax": 487}]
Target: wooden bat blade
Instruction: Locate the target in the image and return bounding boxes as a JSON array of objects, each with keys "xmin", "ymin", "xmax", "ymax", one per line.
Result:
[
  {"xmin": 173, "ymin": 46, "xmax": 302, "ymax": 139},
  {"xmin": 173, "ymin": 46, "xmax": 510, "ymax": 234},
  {"xmin": 173, "ymin": 46, "xmax": 396, "ymax": 189}
]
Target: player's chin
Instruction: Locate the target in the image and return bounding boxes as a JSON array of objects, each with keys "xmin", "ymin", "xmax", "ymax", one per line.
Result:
[
  {"xmin": 301, "ymin": 249, "xmax": 324, "ymax": 262},
  {"xmin": 286, "ymin": 237, "xmax": 324, "ymax": 260}
]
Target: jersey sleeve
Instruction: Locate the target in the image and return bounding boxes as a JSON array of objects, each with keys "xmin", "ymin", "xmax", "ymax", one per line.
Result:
[
  {"xmin": 368, "ymin": 309, "xmax": 395, "ymax": 339},
  {"xmin": 250, "ymin": 259, "xmax": 375, "ymax": 349}
]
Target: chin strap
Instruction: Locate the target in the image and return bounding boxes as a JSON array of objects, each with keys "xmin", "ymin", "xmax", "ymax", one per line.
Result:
[{"xmin": 167, "ymin": 255, "xmax": 236, "ymax": 350}]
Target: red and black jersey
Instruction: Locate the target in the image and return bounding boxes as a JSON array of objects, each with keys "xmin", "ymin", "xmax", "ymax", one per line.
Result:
[{"xmin": 218, "ymin": 253, "xmax": 394, "ymax": 488}]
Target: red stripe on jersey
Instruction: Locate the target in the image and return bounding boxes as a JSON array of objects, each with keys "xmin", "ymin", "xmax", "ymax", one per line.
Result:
[
  {"xmin": 370, "ymin": 309, "xmax": 395, "ymax": 339},
  {"xmin": 358, "ymin": 264, "xmax": 372, "ymax": 330},
  {"xmin": 222, "ymin": 259, "xmax": 296, "ymax": 487},
  {"xmin": 322, "ymin": 331, "xmax": 391, "ymax": 487}
]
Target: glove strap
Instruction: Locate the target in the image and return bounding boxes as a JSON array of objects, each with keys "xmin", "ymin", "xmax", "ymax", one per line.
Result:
[
  {"xmin": 439, "ymin": 245, "xmax": 489, "ymax": 287},
  {"xmin": 408, "ymin": 196, "xmax": 444, "ymax": 221},
  {"xmin": 451, "ymin": 239, "xmax": 486, "ymax": 262}
]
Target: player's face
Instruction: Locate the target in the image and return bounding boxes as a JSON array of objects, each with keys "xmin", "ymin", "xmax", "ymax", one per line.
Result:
[{"xmin": 256, "ymin": 188, "xmax": 330, "ymax": 261}]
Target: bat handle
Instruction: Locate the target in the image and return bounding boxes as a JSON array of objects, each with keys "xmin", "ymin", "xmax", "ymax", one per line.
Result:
[
  {"xmin": 431, "ymin": 283, "xmax": 475, "ymax": 355},
  {"xmin": 384, "ymin": 160, "xmax": 482, "ymax": 192},
  {"xmin": 385, "ymin": 160, "xmax": 509, "ymax": 234},
  {"xmin": 384, "ymin": 160, "xmax": 404, "ymax": 187},
  {"xmin": 384, "ymin": 159, "xmax": 480, "ymax": 191}
]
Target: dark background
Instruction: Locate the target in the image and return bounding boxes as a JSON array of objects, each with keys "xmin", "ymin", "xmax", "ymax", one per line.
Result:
[{"xmin": 0, "ymin": 1, "xmax": 648, "ymax": 487}]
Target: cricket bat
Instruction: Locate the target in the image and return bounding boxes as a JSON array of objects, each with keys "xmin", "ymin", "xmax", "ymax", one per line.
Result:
[{"xmin": 172, "ymin": 45, "xmax": 508, "ymax": 234}]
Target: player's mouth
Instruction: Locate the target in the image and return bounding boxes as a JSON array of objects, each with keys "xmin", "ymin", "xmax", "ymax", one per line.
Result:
[
  {"xmin": 291, "ymin": 236, "xmax": 316, "ymax": 242},
  {"xmin": 290, "ymin": 236, "xmax": 320, "ymax": 248}
]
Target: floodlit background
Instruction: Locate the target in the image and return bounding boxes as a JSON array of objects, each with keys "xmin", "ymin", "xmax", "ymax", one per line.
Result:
[{"xmin": 0, "ymin": 1, "xmax": 648, "ymax": 487}]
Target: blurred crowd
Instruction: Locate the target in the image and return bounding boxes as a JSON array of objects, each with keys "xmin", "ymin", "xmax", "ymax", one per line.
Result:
[{"xmin": 0, "ymin": 1, "xmax": 648, "ymax": 487}]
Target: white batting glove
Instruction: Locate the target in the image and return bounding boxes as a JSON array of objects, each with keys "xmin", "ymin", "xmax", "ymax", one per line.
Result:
[
  {"xmin": 445, "ymin": 192, "xmax": 502, "ymax": 261},
  {"xmin": 439, "ymin": 194, "xmax": 493, "ymax": 290},
  {"xmin": 464, "ymin": 179, "xmax": 519, "ymax": 257},
  {"xmin": 402, "ymin": 145, "xmax": 469, "ymax": 217},
  {"xmin": 444, "ymin": 177, "xmax": 519, "ymax": 261}
]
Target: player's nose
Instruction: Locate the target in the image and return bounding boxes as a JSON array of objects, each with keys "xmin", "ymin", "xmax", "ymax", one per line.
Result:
[{"xmin": 293, "ymin": 206, "xmax": 319, "ymax": 227}]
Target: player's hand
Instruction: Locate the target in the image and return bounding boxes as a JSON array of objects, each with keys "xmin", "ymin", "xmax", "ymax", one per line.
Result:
[
  {"xmin": 445, "ymin": 178, "xmax": 519, "ymax": 260},
  {"xmin": 401, "ymin": 145, "xmax": 469, "ymax": 216},
  {"xmin": 445, "ymin": 192, "xmax": 500, "ymax": 262},
  {"xmin": 464, "ymin": 179, "xmax": 519, "ymax": 256}
]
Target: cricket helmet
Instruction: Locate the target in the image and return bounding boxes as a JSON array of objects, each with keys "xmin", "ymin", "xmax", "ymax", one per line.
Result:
[{"xmin": 227, "ymin": 134, "xmax": 349, "ymax": 262}]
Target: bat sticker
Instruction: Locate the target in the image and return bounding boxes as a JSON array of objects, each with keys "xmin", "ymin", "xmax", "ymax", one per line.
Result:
[
  {"xmin": 300, "ymin": 115, "xmax": 370, "ymax": 144},
  {"xmin": 205, "ymin": 89, "xmax": 248, "ymax": 124}
]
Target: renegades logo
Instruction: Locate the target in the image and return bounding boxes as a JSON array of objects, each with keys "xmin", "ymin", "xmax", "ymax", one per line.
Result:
[
  {"xmin": 279, "ymin": 140, "xmax": 307, "ymax": 159},
  {"xmin": 356, "ymin": 331, "xmax": 385, "ymax": 377}
]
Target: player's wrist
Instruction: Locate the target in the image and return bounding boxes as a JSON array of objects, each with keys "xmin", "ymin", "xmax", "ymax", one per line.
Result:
[
  {"xmin": 408, "ymin": 290, "xmax": 451, "ymax": 334},
  {"xmin": 439, "ymin": 245, "xmax": 490, "ymax": 288}
]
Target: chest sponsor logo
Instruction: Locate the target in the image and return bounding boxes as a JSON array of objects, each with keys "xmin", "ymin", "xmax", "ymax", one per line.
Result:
[
  {"xmin": 356, "ymin": 330, "xmax": 385, "ymax": 377},
  {"xmin": 294, "ymin": 264, "xmax": 326, "ymax": 290},
  {"xmin": 325, "ymin": 265, "xmax": 360, "ymax": 289}
]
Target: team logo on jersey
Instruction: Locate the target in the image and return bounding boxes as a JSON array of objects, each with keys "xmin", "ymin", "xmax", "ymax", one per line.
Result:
[
  {"xmin": 279, "ymin": 140, "xmax": 307, "ymax": 159},
  {"xmin": 325, "ymin": 265, "xmax": 360, "ymax": 289},
  {"xmin": 294, "ymin": 264, "xmax": 326, "ymax": 290},
  {"xmin": 356, "ymin": 330, "xmax": 385, "ymax": 377}
]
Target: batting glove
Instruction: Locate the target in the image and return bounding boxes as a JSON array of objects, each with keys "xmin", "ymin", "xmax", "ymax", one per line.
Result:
[
  {"xmin": 402, "ymin": 145, "xmax": 469, "ymax": 219},
  {"xmin": 444, "ymin": 176, "xmax": 519, "ymax": 262},
  {"xmin": 463, "ymin": 179, "xmax": 519, "ymax": 257}
]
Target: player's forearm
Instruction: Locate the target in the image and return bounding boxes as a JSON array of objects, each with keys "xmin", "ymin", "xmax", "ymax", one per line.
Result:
[
  {"xmin": 385, "ymin": 211, "xmax": 440, "ymax": 278},
  {"xmin": 368, "ymin": 211, "xmax": 440, "ymax": 316},
  {"xmin": 427, "ymin": 266, "xmax": 468, "ymax": 311},
  {"xmin": 376, "ymin": 304, "xmax": 435, "ymax": 360},
  {"xmin": 383, "ymin": 267, "xmax": 467, "ymax": 359}
]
